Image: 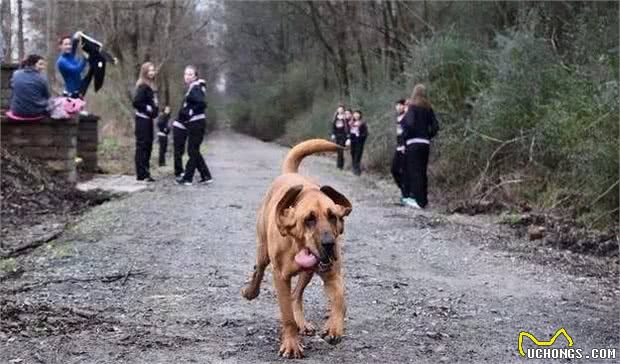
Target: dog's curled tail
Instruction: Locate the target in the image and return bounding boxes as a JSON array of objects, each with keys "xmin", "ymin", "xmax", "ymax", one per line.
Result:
[{"xmin": 282, "ymin": 139, "xmax": 343, "ymax": 174}]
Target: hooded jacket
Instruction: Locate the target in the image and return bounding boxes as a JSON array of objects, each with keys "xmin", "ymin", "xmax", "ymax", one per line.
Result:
[{"xmin": 177, "ymin": 79, "xmax": 207, "ymax": 124}]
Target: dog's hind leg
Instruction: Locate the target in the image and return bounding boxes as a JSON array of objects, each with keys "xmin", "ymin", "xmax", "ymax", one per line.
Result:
[
  {"xmin": 241, "ymin": 234, "xmax": 270, "ymax": 301},
  {"xmin": 292, "ymin": 271, "xmax": 315, "ymax": 336}
]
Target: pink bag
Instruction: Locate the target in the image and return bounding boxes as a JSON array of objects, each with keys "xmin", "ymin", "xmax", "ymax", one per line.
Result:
[
  {"xmin": 49, "ymin": 97, "xmax": 86, "ymax": 119},
  {"xmin": 64, "ymin": 97, "xmax": 85, "ymax": 114}
]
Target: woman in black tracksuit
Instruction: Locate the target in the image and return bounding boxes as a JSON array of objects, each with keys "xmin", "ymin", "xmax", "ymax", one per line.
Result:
[
  {"xmin": 330, "ymin": 105, "xmax": 349, "ymax": 169},
  {"xmin": 172, "ymin": 118, "xmax": 187, "ymax": 178},
  {"xmin": 132, "ymin": 62, "xmax": 159, "ymax": 182},
  {"xmin": 156, "ymin": 106, "xmax": 171, "ymax": 167},
  {"xmin": 401, "ymin": 84, "xmax": 439, "ymax": 209},
  {"xmin": 349, "ymin": 110, "xmax": 368, "ymax": 176},
  {"xmin": 176, "ymin": 65, "xmax": 212, "ymax": 185},
  {"xmin": 391, "ymin": 99, "xmax": 407, "ymax": 202}
]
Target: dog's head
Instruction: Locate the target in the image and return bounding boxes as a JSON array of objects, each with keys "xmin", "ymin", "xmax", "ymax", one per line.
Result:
[{"xmin": 276, "ymin": 184, "xmax": 352, "ymax": 269}]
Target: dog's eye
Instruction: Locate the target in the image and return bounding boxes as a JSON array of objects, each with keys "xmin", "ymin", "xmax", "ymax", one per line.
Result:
[
  {"xmin": 305, "ymin": 213, "xmax": 317, "ymax": 228},
  {"xmin": 327, "ymin": 211, "xmax": 338, "ymax": 224}
]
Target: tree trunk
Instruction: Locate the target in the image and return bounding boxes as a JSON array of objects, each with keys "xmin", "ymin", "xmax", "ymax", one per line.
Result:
[
  {"xmin": 381, "ymin": 1, "xmax": 392, "ymax": 80},
  {"xmin": 17, "ymin": 0, "xmax": 25, "ymax": 61},
  {"xmin": 322, "ymin": 50, "xmax": 329, "ymax": 91},
  {"xmin": 145, "ymin": 5, "xmax": 160, "ymax": 61},
  {"xmin": 1, "ymin": 0, "xmax": 12, "ymax": 62},
  {"xmin": 45, "ymin": 0, "xmax": 56, "ymax": 82},
  {"xmin": 356, "ymin": 35, "xmax": 369, "ymax": 90},
  {"xmin": 132, "ymin": 4, "xmax": 140, "ymax": 78}
]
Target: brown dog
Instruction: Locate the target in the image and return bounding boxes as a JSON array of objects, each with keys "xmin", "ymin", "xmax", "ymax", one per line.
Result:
[{"xmin": 241, "ymin": 139, "xmax": 352, "ymax": 358}]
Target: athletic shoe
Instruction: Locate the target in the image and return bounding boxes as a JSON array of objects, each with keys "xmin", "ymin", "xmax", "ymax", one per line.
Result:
[
  {"xmin": 399, "ymin": 197, "xmax": 406, "ymax": 206},
  {"xmin": 403, "ymin": 198, "xmax": 421, "ymax": 209},
  {"xmin": 198, "ymin": 178, "xmax": 213, "ymax": 185},
  {"xmin": 175, "ymin": 177, "xmax": 192, "ymax": 186}
]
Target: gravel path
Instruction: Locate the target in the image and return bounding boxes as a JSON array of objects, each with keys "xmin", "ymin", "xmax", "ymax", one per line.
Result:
[{"xmin": 1, "ymin": 131, "xmax": 618, "ymax": 364}]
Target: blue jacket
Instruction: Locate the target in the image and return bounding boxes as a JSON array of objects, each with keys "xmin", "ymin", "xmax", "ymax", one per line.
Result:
[
  {"xmin": 10, "ymin": 68, "xmax": 51, "ymax": 117},
  {"xmin": 56, "ymin": 36, "xmax": 86, "ymax": 96}
]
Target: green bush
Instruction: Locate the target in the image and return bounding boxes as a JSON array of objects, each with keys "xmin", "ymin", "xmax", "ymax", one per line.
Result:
[
  {"xmin": 229, "ymin": 62, "xmax": 318, "ymax": 141},
  {"xmin": 224, "ymin": 28, "xmax": 619, "ymax": 228},
  {"xmin": 404, "ymin": 32, "xmax": 490, "ymax": 120}
]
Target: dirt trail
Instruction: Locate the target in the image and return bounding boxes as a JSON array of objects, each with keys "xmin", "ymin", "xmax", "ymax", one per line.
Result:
[{"xmin": 1, "ymin": 131, "xmax": 618, "ymax": 364}]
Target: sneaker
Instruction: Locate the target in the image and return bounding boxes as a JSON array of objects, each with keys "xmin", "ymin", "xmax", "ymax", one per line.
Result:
[
  {"xmin": 145, "ymin": 177, "xmax": 156, "ymax": 182},
  {"xmin": 403, "ymin": 198, "xmax": 421, "ymax": 209},
  {"xmin": 198, "ymin": 178, "xmax": 213, "ymax": 185},
  {"xmin": 399, "ymin": 197, "xmax": 406, "ymax": 206},
  {"xmin": 175, "ymin": 177, "xmax": 192, "ymax": 186}
]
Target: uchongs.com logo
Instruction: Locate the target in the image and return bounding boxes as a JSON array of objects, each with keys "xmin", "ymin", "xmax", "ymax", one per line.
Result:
[{"xmin": 518, "ymin": 328, "xmax": 617, "ymax": 360}]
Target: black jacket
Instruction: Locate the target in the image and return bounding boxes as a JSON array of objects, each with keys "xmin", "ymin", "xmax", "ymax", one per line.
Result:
[
  {"xmin": 396, "ymin": 112, "xmax": 406, "ymax": 149},
  {"xmin": 177, "ymin": 79, "xmax": 207, "ymax": 124},
  {"xmin": 157, "ymin": 112, "xmax": 171, "ymax": 135},
  {"xmin": 402, "ymin": 105, "xmax": 439, "ymax": 141},
  {"xmin": 133, "ymin": 84, "xmax": 159, "ymax": 119},
  {"xmin": 331, "ymin": 112, "xmax": 349, "ymax": 137},
  {"xmin": 349, "ymin": 120, "xmax": 368, "ymax": 142}
]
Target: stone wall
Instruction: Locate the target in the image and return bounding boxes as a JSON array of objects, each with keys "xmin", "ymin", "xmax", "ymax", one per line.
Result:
[
  {"xmin": 77, "ymin": 114, "xmax": 99, "ymax": 173},
  {"xmin": 1, "ymin": 63, "xmax": 79, "ymax": 183},
  {"xmin": 1, "ymin": 117, "xmax": 79, "ymax": 183},
  {"xmin": 1, "ymin": 63, "xmax": 18, "ymax": 110}
]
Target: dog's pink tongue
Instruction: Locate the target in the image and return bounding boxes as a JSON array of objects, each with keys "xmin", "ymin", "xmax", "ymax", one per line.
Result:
[{"xmin": 295, "ymin": 249, "xmax": 318, "ymax": 268}]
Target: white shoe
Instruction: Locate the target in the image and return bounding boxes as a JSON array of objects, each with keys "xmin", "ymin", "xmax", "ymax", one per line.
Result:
[{"xmin": 404, "ymin": 198, "xmax": 421, "ymax": 209}]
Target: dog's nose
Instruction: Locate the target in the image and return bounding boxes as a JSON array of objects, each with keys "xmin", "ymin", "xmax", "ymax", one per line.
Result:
[{"xmin": 321, "ymin": 232, "xmax": 335, "ymax": 246}]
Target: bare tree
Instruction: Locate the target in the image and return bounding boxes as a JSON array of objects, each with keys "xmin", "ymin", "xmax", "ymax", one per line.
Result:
[
  {"xmin": 17, "ymin": 0, "xmax": 24, "ymax": 61},
  {"xmin": 1, "ymin": 0, "xmax": 12, "ymax": 62}
]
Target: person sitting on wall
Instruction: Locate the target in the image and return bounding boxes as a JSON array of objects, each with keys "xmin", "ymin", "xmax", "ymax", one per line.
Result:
[{"xmin": 8, "ymin": 54, "xmax": 51, "ymax": 120}]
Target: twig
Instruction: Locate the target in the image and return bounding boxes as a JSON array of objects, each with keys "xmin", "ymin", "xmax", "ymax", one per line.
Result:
[
  {"xmin": 472, "ymin": 136, "xmax": 524, "ymax": 194},
  {"xmin": 0, "ymin": 229, "xmax": 64, "ymax": 259},
  {"xmin": 122, "ymin": 264, "xmax": 135, "ymax": 286},
  {"xmin": 588, "ymin": 207, "xmax": 620, "ymax": 229},
  {"xmin": 479, "ymin": 179, "xmax": 523, "ymax": 201},
  {"xmin": 590, "ymin": 179, "xmax": 620, "ymax": 207},
  {"xmin": 528, "ymin": 135, "xmax": 536, "ymax": 163},
  {"xmin": 2, "ymin": 271, "xmax": 147, "ymax": 294}
]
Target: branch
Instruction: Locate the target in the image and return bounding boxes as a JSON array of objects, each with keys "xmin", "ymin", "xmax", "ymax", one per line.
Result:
[
  {"xmin": 3, "ymin": 271, "xmax": 147, "ymax": 294},
  {"xmin": 400, "ymin": 1, "xmax": 436, "ymax": 34},
  {"xmin": 590, "ymin": 179, "xmax": 620, "ymax": 207},
  {"xmin": 0, "ymin": 228, "xmax": 64, "ymax": 259},
  {"xmin": 472, "ymin": 135, "xmax": 525, "ymax": 194},
  {"xmin": 305, "ymin": 1, "xmax": 336, "ymax": 57}
]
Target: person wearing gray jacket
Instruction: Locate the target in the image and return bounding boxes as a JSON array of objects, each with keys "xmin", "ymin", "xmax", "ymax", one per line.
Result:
[{"xmin": 10, "ymin": 55, "xmax": 51, "ymax": 118}]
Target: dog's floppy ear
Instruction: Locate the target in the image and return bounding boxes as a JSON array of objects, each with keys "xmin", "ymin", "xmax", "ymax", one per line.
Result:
[
  {"xmin": 276, "ymin": 184, "xmax": 304, "ymax": 236},
  {"xmin": 320, "ymin": 185, "xmax": 352, "ymax": 217}
]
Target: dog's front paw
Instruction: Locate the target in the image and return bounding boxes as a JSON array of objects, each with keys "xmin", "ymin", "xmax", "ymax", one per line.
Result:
[
  {"xmin": 298, "ymin": 320, "xmax": 316, "ymax": 336},
  {"xmin": 279, "ymin": 335, "xmax": 304, "ymax": 359},
  {"xmin": 321, "ymin": 319, "xmax": 344, "ymax": 345},
  {"xmin": 241, "ymin": 285, "xmax": 259, "ymax": 301}
]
